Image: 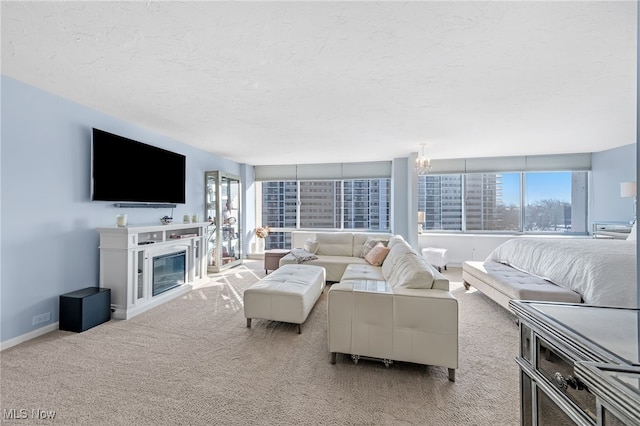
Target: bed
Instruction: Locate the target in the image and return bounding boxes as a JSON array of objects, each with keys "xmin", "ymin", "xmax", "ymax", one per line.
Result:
[{"xmin": 462, "ymin": 238, "xmax": 638, "ymax": 310}]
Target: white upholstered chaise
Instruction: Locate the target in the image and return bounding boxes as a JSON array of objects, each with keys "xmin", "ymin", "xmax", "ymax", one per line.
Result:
[
  {"xmin": 244, "ymin": 264, "xmax": 326, "ymax": 333},
  {"xmin": 462, "ymin": 260, "xmax": 582, "ymax": 310}
]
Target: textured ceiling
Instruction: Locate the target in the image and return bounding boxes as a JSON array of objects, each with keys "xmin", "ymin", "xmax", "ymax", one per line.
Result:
[{"xmin": 1, "ymin": 1, "xmax": 637, "ymax": 166}]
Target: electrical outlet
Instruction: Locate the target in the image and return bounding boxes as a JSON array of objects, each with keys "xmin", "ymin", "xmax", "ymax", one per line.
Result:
[{"xmin": 32, "ymin": 312, "xmax": 50, "ymax": 326}]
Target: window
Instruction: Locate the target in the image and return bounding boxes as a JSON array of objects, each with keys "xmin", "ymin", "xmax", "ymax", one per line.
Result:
[
  {"xmin": 259, "ymin": 179, "xmax": 391, "ymax": 249},
  {"xmin": 465, "ymin": 173, "xmax": 520, "ymax": 231},
  {"xmin": 418, "ymin": 175, "xmax": 462, "ymax": 230},
  {"xmin": 343, "ymin": 180, "xmax": 390, "ymax": 230},
  {"xmin": 261, "ymin": 181, "xmax": 298, "ymax": 249},
  {"xmin": 418, "ymin": 171, "xmax": 588, "ymax": 233},
  {"xmin": 524, "ymin": 172, "xmax": 586, "ymax": 232},
  {"xmin": 299, "ymin": 181, "xmax": 341, "ymax": 229}
]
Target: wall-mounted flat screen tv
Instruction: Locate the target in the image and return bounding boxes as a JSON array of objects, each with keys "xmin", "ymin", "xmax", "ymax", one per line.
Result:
[{"xmin": 91, "ymin": 128, "xmax": 186, "ymax": 204}]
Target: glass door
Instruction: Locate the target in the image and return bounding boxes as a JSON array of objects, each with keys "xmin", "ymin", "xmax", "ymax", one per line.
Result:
[
  {"xmin": 220, "ymin": 175, "xmax": 241, "ymax": 268},
  {"xmin": 205, "ymin": 171, "xmax": 242, "ymax": 272},
  {"xmin": 205, "ymin": 172, "xmax": 218, "ymax": 271}
]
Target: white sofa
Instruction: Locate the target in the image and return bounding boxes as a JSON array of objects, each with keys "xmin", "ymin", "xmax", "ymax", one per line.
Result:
[
  {"xmin": 279, "ymin": 231, "xmax": 394, "ymax": 282},
  {"xmin": 295, "ymin": 233, "xmax": 459, "ymax": 381}
]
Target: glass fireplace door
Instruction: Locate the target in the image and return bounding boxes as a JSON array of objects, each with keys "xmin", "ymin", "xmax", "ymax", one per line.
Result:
[{"xmin": 152, "ymin": 251, "xmax": 186, "ymax": 296}]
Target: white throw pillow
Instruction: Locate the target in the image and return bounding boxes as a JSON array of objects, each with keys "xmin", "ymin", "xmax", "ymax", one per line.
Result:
[
  {"xmin": 304, "ymin": 238, "xmax": 319, "ymax": 254},
  {"xmin": 360, "ymin": 236, "xmax": 385, "ymax": 258}
]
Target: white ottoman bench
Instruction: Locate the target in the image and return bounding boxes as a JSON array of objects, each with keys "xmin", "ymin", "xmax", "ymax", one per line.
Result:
[
  {"xmin": 421, "ymin": 247, "xmax": 448, "ymax": 272},
  {"xmin": 244, "ymin": 264, "xmax": 326, "ymax": 333}
]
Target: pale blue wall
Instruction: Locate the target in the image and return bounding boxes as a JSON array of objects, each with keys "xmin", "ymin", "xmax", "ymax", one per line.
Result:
[
  {"xmin": 590, "ymin": 143, "xmax": 637, "ymax": 223},
  {"xmin": 240, "ymin": 164, "xmax": 256, "ymax": 254},
  {"xmin": 0, "ymin": 76, "xmax": 242, "ymax": 344},
  {"xmin": 391, "ymin": 158, "xmax": 409, "ymax": 242}
]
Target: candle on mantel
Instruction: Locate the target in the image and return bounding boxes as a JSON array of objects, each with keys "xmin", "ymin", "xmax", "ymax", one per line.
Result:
[{"xmin": 116, "ymin": 214, "xmax": 127, "ymax": 227}]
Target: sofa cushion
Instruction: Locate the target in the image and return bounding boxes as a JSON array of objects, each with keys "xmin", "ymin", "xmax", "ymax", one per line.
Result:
[
  {"xmin": 316, "ymin": 233, "xmax": 354, "ymax": 256},
  {"xmin": 387, "ymin": 253, "xmax": 435, "ymax": 289},
  {"xmin": 364, "ymin": 245, "xmax": 390, "ymax": 266},
  {"xmin": 360, "ymin": 236, "xmax": 381, "ymax": 258},
  {"xmin": 381, "ymin": 240, "xmax": 414, "ymax": 279},
  {"xmin": 462, "ymin": 261, "xmax": 581, "ymax": 308},
  {"xmin": 280, "ymin": 254, "xmax": 367, "ymax": 282},
  {"xmin": 341, "ymin": 264, "xmax": 385, "ymax": 281},
  {"xmin": 356, "ymin": 235, "xmax": 391, "ymax": 258},
  {"xmin": 386, "ymin": 235, "xmax": 406, "ymax": 249}
]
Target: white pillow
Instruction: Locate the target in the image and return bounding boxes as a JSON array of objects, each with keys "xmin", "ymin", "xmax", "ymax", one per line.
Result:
[
  {"xmin": 627, "ymin": 222, "xmax": 637, "ymax": 241},
  {"xmin": 360, "ymin": 236, "xmax": 384, "ymax": 258},
  {"xmin": 304, "ymin": 238, "xmax": 319, "ymax": 254}
]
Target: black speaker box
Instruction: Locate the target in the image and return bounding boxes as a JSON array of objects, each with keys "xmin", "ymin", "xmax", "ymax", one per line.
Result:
[{"xmin": 59, "ymin": 287, "xmax": 111, "ymax": 332}]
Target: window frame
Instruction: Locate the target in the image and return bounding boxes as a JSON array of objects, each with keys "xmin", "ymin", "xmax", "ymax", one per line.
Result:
[
  {"xmin": 418, "ymin": 171, "xmax": 589, "ymax": 235},
  {"xmin": 258, "ymin": 178, "xmax": 392, "ymax": 234}
]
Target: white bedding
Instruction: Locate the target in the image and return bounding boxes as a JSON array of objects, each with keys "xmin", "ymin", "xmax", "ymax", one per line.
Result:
[{"xmin": 486, "ymin": 238, "xmax": 637, "ymax": 308}]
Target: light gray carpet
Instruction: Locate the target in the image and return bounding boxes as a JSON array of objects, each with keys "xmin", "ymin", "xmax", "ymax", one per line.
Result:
[{"xmin": 0, "ymin": 261, "xmax": 520, "ymax": 425}]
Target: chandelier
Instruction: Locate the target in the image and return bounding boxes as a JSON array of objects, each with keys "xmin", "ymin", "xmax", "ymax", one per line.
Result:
[{"xmin": 415, "ymin": 143, "xmax": 432, "ymax": 175}]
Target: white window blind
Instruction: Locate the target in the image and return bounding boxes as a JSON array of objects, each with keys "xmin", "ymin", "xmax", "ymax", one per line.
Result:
[
  {"xmin": 254, "ymin": 161, "xmax": 392, "ymax": 181},
  {"xmin": 428, "ymin": 153, "xmax": 591, "ymax": 174},
  {"xmin": 253, "ymin": 165, "xmax": 297, "ymax": 181}
]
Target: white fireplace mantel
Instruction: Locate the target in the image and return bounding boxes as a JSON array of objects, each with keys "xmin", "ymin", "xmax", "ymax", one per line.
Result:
[{"xmin": 97, "ymin": 222, "xmax": 210, "ymax": 319}]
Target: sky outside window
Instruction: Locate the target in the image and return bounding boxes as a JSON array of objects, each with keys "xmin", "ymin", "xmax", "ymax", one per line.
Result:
[
  {"xmin": 501, "ymin": 173, "xmax": 520, "ymax": 206},
  {"xmin": 525, "ymin": 172, "xmax": 571, "ymax": 204},
  {"xmin": 501, "ymin": 172, "xmax": 571, "ymax": 205}
]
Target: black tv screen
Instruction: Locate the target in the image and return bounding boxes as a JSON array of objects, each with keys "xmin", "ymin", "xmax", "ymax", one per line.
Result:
[{"xmin": 91, "ymin": 128, "xmax": 186, "ymax": 204}]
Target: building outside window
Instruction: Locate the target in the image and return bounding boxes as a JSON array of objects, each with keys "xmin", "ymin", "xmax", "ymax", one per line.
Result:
[
  {"xmin": 419, "ymin": 175, "xmax": 463, "ymax": 231},
  {"xmin": 261, "ymin": 181, "xmax": 298, "ymax": 249},
  {"xmin": 258, "ymin": 169, "xmax": 588, "ymax": 250},
  {"xmin": 465, "ymin": 173, "xmax": 508, "ymax": 231},
  {"xmin": 418, "ymin": 171, "xmax": 588, "ymax": 233},
  {"xmin": 299, "ymin": 181, "xmax": 341, "ymax": 229},
  {"xmin": 259, "ymin": 179, "xmax": 391, "ymax": 249}
]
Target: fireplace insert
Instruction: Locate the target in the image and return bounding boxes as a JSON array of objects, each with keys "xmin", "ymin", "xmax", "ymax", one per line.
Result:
[{"xmin": 152, "ymin": 251, "xmax": 186, "ymax": 296}]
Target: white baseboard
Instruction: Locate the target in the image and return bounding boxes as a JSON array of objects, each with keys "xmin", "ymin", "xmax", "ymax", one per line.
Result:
[
  {"xmin": 1, "ymin": 322, "xmax": 59, "ymax": 352},
  {"xmin": 111, "ymin": 283, "xmax": 194, "ymax": 320}
]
